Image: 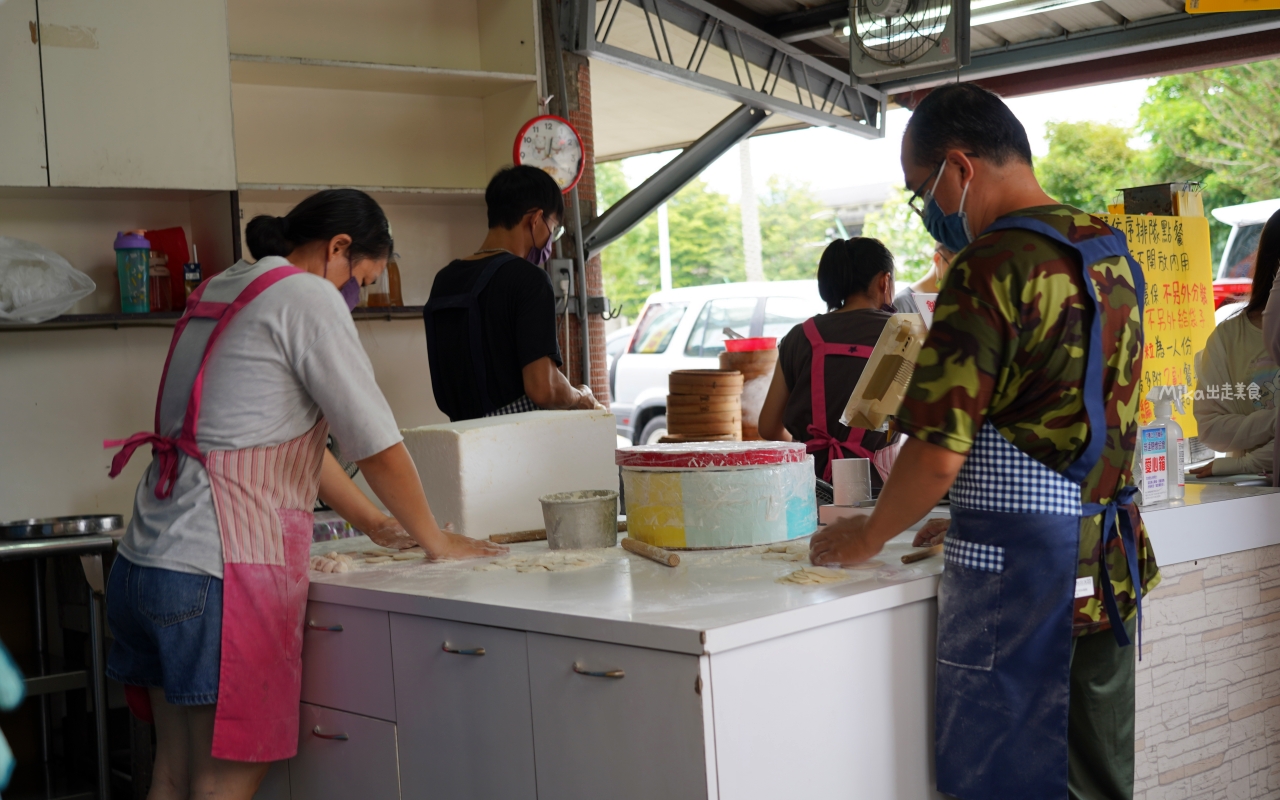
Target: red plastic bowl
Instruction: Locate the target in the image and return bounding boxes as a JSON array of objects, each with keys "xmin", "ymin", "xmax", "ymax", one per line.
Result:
[{"xmin": 724, "ymin": 337, "xmax": 777, "ymax": 353}]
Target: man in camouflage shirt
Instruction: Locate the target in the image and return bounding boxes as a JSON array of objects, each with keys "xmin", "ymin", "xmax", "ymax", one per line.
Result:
[{"xmin": 811, "ymin": 84, "xmax": 1159, "ymax": 800}]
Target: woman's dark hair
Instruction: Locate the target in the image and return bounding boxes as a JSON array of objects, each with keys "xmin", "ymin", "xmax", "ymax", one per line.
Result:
[
  {"xmin": 486, "ymin": 166, "xmax": 566, "ymax": 229},
  {"xmin": 817, "ymin": 237, "xmax": 895, "ymax": 311},
  {"xmin": 905, "ymin": 83, "xmax": 1033, "ymax": 169},
  {"xmin": 1246, "ymin": 208, "xmax": 1280, "ymax": 316},
  {"xmin": 245, "ymin": 189, "xmax": 392, "ymax": 263}
]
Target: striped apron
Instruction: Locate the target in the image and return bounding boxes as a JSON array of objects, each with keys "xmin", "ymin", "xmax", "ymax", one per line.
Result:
[{"xmin": 107, "ymin": 266, "xmax": 329, "ymax": 761}]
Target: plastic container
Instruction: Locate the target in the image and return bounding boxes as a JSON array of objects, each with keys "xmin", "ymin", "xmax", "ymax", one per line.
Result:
[
  {"xmin": 617, "ymin": 441, "xmax": 816, "ymax": 549},
  {"xmin": 148, "ymin": 265, "xmax": 172, "ymax": 312},
  {"xmin": 114, "ymin": 231, "xmax": 150, "ymax": 313},
  {"xmin": 540, "ymin": 490, "xmax": 619, "ymax": 550},
  {"xmin": 724, "ymin": 336, "xmax": 777, "ymax": 353},
  {"xmin": 183, "ymin": 244, "xmax": 202, "ymax": 300}
]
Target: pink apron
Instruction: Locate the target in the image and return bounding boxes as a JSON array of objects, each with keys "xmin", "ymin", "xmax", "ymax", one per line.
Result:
[
  {"xmin": 801, "ymin": 318, "xmax": 875, "ymax": 482},
  {"xmin": 106, "ymin": 266, "xmax": 329, "ymax": 762}
]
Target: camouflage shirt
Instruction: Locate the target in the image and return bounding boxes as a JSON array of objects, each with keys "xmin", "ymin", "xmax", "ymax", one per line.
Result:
[{"xmin": 895, "ymin": 205, "xmax": 1161, "ymax": 636}]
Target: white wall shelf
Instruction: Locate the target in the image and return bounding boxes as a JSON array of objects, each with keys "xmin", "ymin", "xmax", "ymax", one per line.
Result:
[{"xmin": 230, "ymin": 54, "xmax": 536, "ymax": 98}]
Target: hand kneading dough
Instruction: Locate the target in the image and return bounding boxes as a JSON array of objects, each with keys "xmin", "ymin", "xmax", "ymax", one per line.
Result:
[{"xmin": 777, "ymin": 565, "xmax": 849, "ymax": 585}]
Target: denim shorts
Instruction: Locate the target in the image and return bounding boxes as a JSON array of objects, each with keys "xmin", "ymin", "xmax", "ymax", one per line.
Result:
[{"xmin": 106, "ymin": 556, "xmax": 222, "ymax": 706}]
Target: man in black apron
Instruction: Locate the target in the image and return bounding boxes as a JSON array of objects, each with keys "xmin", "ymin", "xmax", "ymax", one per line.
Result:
[
  {"xmin": 811, "ymin": 84, "xmax": 1161, "ymax": 799},
  {"xmin": 426, "ymin": 165, "xmax": 598, "ymax": 421}
]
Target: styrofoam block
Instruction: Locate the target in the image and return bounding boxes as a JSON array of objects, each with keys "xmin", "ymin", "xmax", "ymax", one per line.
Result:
[{"xmin": 402, "ymin": 410, "xmax": 617, "ymax": 538}]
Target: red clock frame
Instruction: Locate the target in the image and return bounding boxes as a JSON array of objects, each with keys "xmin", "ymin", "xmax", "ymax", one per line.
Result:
[{"xmin": 513, "ymin": 114, "xmax": 585, "ymax": 194}]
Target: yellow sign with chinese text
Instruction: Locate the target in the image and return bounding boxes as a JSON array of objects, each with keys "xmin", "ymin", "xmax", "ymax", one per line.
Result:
[
  {"xmin": 1187, "ymin": 0, "xmax": 1280, "ymax": 13},
  {"xmin": 1104, "ymin": 214, "xmax": 1215, "ymax": 436}
]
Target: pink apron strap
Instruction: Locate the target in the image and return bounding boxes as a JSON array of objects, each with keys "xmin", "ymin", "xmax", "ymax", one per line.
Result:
[
  {"xmin": 801, "ymin": 318, "xmax": 876, "ymax": 481},
  {"xmin": 104, "ymin": 266, "xmax": 305, "ymax": 498}
]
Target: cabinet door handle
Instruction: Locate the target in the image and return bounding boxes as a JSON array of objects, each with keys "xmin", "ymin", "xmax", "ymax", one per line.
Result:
[
  {"xmin": 442, "ymin": 642, "xmax": 486, "ymax": 656},
  {"xmin": 311, "ymin": 726, "xmax": 348, "ymax": 741},
  {"xmin": 307, "ymin": 621, "xmax": 344, "ymax": 632},
  {"xmin": 573, "ymin": 662, "xmax": 625, "ymax": 679}
]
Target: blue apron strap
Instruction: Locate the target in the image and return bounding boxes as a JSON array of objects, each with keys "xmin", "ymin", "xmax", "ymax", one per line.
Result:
[
  {"xmin": 986, "ymin": 216, "xmax": 1147, "ymax": 651},
  {"xmin": 424, "ymin": 253, "xmax": 518, "ymax": 416}
]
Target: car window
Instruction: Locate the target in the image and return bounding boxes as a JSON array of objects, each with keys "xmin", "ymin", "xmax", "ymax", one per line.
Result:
[
  {"xmin": 629, "ymin": 304, "xmax": 687, "ymax": 354},
  {"xmin": 1222, "ymin": 223, "xmax": 1264, "ymax": 279},
  {"xmin": 762, "ymin": 296, "xmax": 825, "ymax": 341},
  {"xmin": 685, "ymin": 297, "xmax": 759, "ymax": 357},
  {"xmin": 606, "ymin": 328, "xmax": 634, "ymax": 359}
]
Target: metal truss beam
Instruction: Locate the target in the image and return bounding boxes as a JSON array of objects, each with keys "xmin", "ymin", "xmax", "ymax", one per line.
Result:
[
  {"xmin": 878, "ymin": 9, "xmax": 1280, "ymax": 94},
  {"xmin": 574, "ymin": 0, "xmax": 885, "ymax": 139},
  {"xmin": 581, "ymin": 105, "xmax": 768, "ymax": 257}
]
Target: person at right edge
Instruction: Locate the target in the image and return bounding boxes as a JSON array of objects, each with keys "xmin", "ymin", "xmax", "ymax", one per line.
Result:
[
  {"xmin": 808, "ymin": 83, "xmax": 1160, "ymax": 800},
  {"xmin": 425, "ymin": 166, "xmax": 598, "ymax": 421}
]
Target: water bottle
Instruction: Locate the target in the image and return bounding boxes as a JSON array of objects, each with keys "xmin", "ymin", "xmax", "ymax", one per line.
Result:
[{"xmin": 114, "ymin": 231, "xmax": 151, "ymax": 313}]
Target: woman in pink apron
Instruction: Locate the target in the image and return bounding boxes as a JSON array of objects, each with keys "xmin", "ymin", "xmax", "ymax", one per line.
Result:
[
  {"xmin": 759, "ymin": 237, "xmax": 902, "ymax": 484},
  {"xmin": 104, "ymin": 189, "xmax": 504, "ymax": 799}
]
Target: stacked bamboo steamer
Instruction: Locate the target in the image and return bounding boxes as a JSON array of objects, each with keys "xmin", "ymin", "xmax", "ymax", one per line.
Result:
[
  {"xmin": 663, "ymin": 370, "xmax": 743, "ymax": 442},
  {"xmin": 720, "ymin": 344, "xmax": 779, "ymax": 441}
]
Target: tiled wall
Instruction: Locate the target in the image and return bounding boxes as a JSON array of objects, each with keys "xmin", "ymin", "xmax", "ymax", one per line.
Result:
[{"xmin": 1136, "ymin": 544, "xmax": 1280, "ymax": 798}]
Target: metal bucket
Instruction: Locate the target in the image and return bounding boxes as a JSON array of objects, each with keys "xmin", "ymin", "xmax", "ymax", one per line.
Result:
[{"xmin": 539, "ymin": 489, "xmax": 619, "ymax": 550}]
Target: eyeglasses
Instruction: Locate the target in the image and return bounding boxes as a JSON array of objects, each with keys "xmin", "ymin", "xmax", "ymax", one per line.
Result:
[
  {"xmin": 905, "ymin": 153, "xmax": 979, "ymax": 221},
  {"xmin": 906, "ymin": 160, "xmax": 945, "ymax": 220},
  {"xmin": 549, "ymin": 222, "xmax": 565, "ymax": 243}
]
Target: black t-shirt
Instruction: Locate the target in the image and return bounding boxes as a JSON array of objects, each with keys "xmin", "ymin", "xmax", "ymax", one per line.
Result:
[
  {"xmin": 778, "ymin": 309, "xmax": 893, "ymax": 480},
  {"xmin": 426, "ymin": 254, "xmax": 562, "ymax": 421}
]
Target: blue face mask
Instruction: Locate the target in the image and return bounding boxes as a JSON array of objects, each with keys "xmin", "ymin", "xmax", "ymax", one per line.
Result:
[{"xmin": 921, "ymin": 162, "xmax": 974, "ymax": 253}]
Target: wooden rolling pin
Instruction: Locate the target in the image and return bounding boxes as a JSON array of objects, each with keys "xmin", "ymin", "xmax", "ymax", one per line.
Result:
[
  {"xmin": 621, "ymin": 537, "xmax": 680, "ymax": 567},
  {"xmin": 901, "ymin": 544, "xmax": 943, "ymax": 564},
  {"xmin": 490, "ymin": 520, "xmax": 628, "ymax": 545}
]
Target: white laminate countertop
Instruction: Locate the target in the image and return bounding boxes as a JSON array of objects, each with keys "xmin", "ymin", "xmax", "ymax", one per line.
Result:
[{"xmin": 308, "ymin": 486, "xmax": 1280, "ymax": 657}]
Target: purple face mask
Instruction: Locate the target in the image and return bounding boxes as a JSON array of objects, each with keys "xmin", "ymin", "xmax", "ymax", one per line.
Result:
[
  {"xmin": 340, "ymin": 277, "xmax": 361, "ymax": 311},
  {"xmin": 527, "ymin": 218, "xmax": 555, "ymax": 266}
]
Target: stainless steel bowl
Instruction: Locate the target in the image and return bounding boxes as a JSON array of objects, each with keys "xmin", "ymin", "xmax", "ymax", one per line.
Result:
[
  {"xmin": 539, "ymin": 490, "xmax": 619, "ymax": 550},
  {"xmin": 0, "ymin": 515, "xmax": 124, "ymax": 540}
]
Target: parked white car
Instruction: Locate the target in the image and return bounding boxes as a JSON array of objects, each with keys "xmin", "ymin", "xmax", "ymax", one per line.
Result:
[{"xmin": 611, "ymin": 281, "xmax": 826, "ymax": 444}]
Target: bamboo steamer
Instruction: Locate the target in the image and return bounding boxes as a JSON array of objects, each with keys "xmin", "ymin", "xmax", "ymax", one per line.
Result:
[
  {"xmin": 666, "ymin": 369, "xmax": 743, "ymax": 441},
  {"xmin": 668, "ymin": 369, "xmax": 743, "ymax": 396},
  {"xmin": 666, "ymin": 394, "xmax": 740, "ymax": 413},
  {"xmin": 658, "ymin": 433, "xmax": 737, "ymax": 443},
  {"xmin": 720, "ymin": 349, "xmax": 778, "ymax": 442}
]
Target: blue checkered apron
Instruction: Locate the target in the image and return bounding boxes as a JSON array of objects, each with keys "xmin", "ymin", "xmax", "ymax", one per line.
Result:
[{"xmin": 933, "ymin": 218, "xmax": 1147, "ymax": 800}]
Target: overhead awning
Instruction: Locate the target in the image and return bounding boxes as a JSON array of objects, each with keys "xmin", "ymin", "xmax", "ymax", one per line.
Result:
[{"xmin": 586, "ymin": 0, "xmax": 1280, "ymax": 160}]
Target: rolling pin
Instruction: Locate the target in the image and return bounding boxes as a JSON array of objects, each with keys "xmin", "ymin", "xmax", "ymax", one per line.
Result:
[
  {"xmin": 490, "ymin": 520, "xmax": 628, "ymax": 545},
  {"xmin": 621, "ymin": 537, "xmax": 680, "ymax": 567},
  {"xmin": 489, "ymin": 529, "xmax": 547, "ymax": 544},
  {"xmin": 901, "ymin": 544, "xmax": 943, "ymax": 564}
]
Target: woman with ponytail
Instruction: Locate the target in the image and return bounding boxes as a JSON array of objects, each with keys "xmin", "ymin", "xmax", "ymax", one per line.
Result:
[
  {"xmin": 759, "ymin": 237, "xmax": 902, "ymax": 484},
  {"xmin": 103, "ymin": 189, "xmax": 504, "ymax": 799}
]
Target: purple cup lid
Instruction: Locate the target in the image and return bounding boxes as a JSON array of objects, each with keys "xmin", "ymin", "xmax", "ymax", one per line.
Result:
[{"xmin": 114, "ymin": 231, "xmax": 151, "ymax": 250}]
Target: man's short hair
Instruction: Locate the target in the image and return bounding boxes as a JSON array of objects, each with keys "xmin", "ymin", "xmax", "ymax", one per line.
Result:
[
  {"xmin": 905, "ymin": 84, "xmax": 1033, "ymax": 169},
  {"xmin": 485, "ymin": 166, "xmax": 566, "ymax": 229}
]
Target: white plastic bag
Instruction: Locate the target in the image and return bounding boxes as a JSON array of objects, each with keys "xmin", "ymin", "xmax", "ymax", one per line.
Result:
[{"xmin": 0, "ymin": 237, "xmax": 95, "ymax": 324}]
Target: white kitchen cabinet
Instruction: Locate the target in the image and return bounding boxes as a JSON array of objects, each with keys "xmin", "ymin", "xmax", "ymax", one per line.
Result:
[
  {"xmin": 526, "ymin": 633, "xmax": 708, "ymax": 800},
  {"xmin": 37, "ymin": 0, "xmax": 236, "ymax": 189},
  {"xmin": 300, "ymin": 602, "xmax": 395, "ymax": 722},
  {"xmin": 0, "ymin": 0, "xmax": 48, "ymax": 185},
  {"xmin": 390, "ymin": 614, "xmax": 537, "ymax": 800},
  {"xmin": 291, "ymin": 703, "xmax": 400, "ymax": 800}
]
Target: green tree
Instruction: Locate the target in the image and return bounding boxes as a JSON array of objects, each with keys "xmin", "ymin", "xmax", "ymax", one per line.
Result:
[
  {"xmin": 1035, "ymin": 121, "xmax": 1146, "ymax": 214},
  {"xmin": 759, "ymin": 177, "xmax": 833, "ymax": 281},
  {"xmin": 596, "ymin": 164, "xmax": 742, "ymax": 316},
  {"xmin": 861, "ymin": 184, "xmax": 936, "ymax": 283}
]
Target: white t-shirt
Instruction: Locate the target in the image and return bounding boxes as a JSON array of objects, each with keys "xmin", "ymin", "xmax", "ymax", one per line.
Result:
[
  {"xmin": 118, "ymin": 257, "xmax": 403, "ymax": 577},
  {"xmin": 1193, "ymin": 309, "xmax": 1278, "ymax": 476}
]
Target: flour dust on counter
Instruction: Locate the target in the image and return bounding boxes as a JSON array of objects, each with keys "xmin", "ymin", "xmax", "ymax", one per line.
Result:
[{"xmin": 473, "ymin": 550, "xmax": 606, "ymax": 573}]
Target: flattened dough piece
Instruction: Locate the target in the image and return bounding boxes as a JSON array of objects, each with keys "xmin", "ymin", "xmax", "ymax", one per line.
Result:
[
  {"xmin": 777, "ymin": 565, "xmax": 850, "ymax": 585},
  {"xmin": 363, "ymin": 556, "xmax": 393, "ymax": 564}
]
